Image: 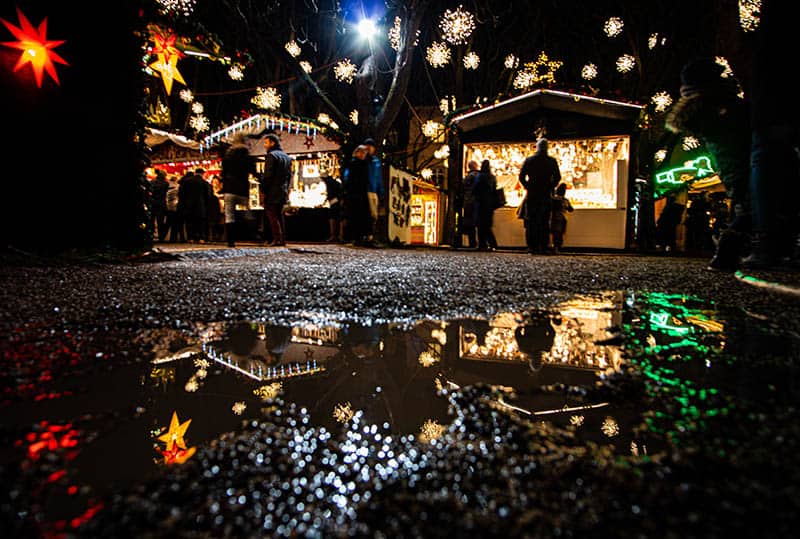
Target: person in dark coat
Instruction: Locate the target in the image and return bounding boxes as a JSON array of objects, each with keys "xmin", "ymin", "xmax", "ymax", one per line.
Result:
[
  {"xmin": 519, "ymin": 138, "xmax": 561, "ymax": 254},
  {"xmin": 550, "ymin": 183, "xmax": 574, "ymax": 253},
  {"xmin": 322, "ymin": 168, "xmax": 344, "ymax": 242},
  {"xmin": 473, "ymin": 159, "xmax": 498, "ymax": 251},
  {"xmin": 220, "ymin": 134, "xmax": 256, "ymax": 247},
  {"xmin": 164, "ymin": 175, "xmax": 185, "ymax": 242},
  {"xmin": 456, "ymin": 160, "xmax": 479, "ymax": 248},
  {"xmin": 178, "ymin": 168, "xmax": 211, "ymax": 243},
  {"xmin": 515, "ymin": 314, "xmax": 555, "ymax": 372},
  {"xmin": 149, "ymin": 169, "xmax": 169, "ymax": 242},
  {"xmin": 343, "ymin": 145, "xmax": 371, "ymax": 245},
  {"xmin": 260, "ymin": 133, "xmax": 292, "ymax": 246}
]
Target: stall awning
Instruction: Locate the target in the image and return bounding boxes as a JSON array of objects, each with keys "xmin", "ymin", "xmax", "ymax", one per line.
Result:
[
  {"xmin": 450, "ymin": 89, "xmax": 643, "ymax": 134},
  {"xmin": 145, "ymin": 127, "xmax": 200, "ymax": 150}
]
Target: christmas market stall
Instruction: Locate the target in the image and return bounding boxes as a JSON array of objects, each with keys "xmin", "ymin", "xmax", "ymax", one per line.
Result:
[
  {"xmin": 388, "ymin": 166, "xmax": 444, "ymax": 246},
  {"xmin": 145, "ymin": 127, "xmax": 219, "ymax": 179},
  {"xmin": 202, "ymin": 114, "xmax": 343, "ymax": 241},
  {"xmin": 447, "ymin": 89, "xmax": 643, "ymax": 249}
]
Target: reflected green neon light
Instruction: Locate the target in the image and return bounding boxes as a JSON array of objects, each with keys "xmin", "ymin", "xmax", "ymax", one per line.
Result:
[
  {"xmin": 655, "ymin": 155, "xmax": 715, "ymax": 187},
  {"xmin": 649, "ymin": 312, "xmax": 691, "ymax": 335}
]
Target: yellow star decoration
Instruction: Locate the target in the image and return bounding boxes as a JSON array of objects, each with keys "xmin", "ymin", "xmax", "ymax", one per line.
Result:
[
  {"xmin": 158, "ymin": 410, "xmax": 192, "ymax": 451},
  {"xmin": 1, "ymin": 8, "xmax": 69, "ymax": 87},
  {"xmin": 524, "ymin": 51, "xmax": 563, "ymax": 85},
  {"xmin": 150, "ymin": 52, "xmax": 185, "ymax": 95}
]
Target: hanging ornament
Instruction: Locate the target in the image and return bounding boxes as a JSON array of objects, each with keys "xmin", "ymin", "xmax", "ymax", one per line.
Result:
[
  {"xmin": 228, "ymin": 63, "xmax": 244, "ymax": 80},
  {"xmin": 251, "ymin": 87, "xmax": 281, "ymax": 110},
  {"xmin": 581, "ymin": 63, "xmax": 598, "ymax": 80},
  {"xmin": 420, "ymin": 168, "xmax": 433, "ymax": 180},
  {"xmin": 191, "ymin": 101, "xmax": 204, "ymax": 114},
  {"xmin": 179, "ymin": 88, "xmax": 194, "ymax": 103},
  {"xmin": 439, "ymin": 6, "xmax": 476, "ymax": 45},
  {"xmin": 148, "ymin": 31, "xmax": 185, "ymax": 94},
  {"xmin": 156, "ymin": 411, "xmax": 196, "ymax": 464},
  {"xmin": 651, "ymin": 91, "xmax": 673, "ymax": 113},
  {"xmin": 333, "ymin": 58, "xmax": 357, "ymax": 83},
  {"xmin": 463, "ymin": 51, "xmax": 480, "ymax": 70},
  {"xmin": 603, "ymin": 17, "xmax": 624, "ymax": 38},
  {"xmin": 285, "ymin": 40, "xmax": 301, "ymax": 57},
  {"xmin": 616, "ymin": 54, "xmax": 635, "ymax": 73},
  {"xmin": 426, "ymin": 41, "xmax": 451, "ymax": 68},
  {"xmin": 504, "ymin": 54, "xmax": 519, "ymax": 69},
  {"xmin": 189, "ymin": 114, "xmax": 209, "ymax": 132},
  {"xmin": 0, "ymin": 8, "xmax": 69, "ymax": 87}
]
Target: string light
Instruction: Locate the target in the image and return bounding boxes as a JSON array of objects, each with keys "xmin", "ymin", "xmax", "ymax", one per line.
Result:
[
  {"xmin": 715, "ymin": 56, "xmax": 734, "ymax": 78},
  {"xmin": 156, "ymin": 0, "xmax": 195, "ymax": 17},
  {"xmin": 739, "ymin": 0, "xmax": 761, "ymax": 32},
  {"xmin": 334, "ymin": 58, "xmax": 357, "ymax": 83},
  {"xmin": 426, "ymin": 41, "xmax": 451, "ymax": 68},
  {"xmin": 422, "ymin": 120, "xmax": 443, "ymax": 138},
  {"xmin": 651, "ymin": 91, "xmax": 673, "ymax": 113},
  {"xmin": 463, "ymin": 51, "xmax": 480, "ymax": 70},
  {"xmin": 251, "ymin": 86, "xmax": 281, "ymax": 110},
  {"xmin": 581, "ymin": 63, "xmax": 598, "ymax": 80},
  {"xmin": 189, "ymin": 114, "xmax": 209, "ymax": 132},
  {"xmin": 439, "ymin": 6, "xmax": 476, "ymax": 45},
  {"xmin": 179, "ymin": 89, "xmax": 194, "ymax": 103},
  {"xmin": 513, "ymin": 52, "xmax": 563, "ymax": 90},
  {"xmin": 616, "ymin": 54, "xmax": 635, "ymax": 73},
  {"xmin": 299, "ymin": 60, "xmax": 312, "ymax": 73},
  {"xmin": 349, "ymin": 110, "xmax": 359, "ymax": 125},
  {"xmin": 191, "ymin": 101, "xmax": 204, "ymax": 114},
  {"xmin": 285, "ymin": 40, "xmax": 301, "ymax": 57},
  {"xmin": 682, "ymin": 136, "xmax": 701, "ymax": 151},
  {"xmin": 604, "ymin": 17, "xmax": 624, "ymax": 37},
  {"xmin": 228, "ymin": 63, "xmax": 244, "ymax": 80},
  {"xmin": 504, "ymin": 54, "xmax": 519, "ymax": 69}
]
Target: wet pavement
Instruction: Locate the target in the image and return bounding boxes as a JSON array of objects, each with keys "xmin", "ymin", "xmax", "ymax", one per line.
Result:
[{"xmin": 1, "ymin": 245, "xmax": 799, "ymax": 537}]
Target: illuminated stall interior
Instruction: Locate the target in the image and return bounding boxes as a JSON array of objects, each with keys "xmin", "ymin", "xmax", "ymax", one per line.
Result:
[
  {"xmin": 449, "ymin": 89, "xmax": 642, "ymax": 249},
  {"xmin": 145, "ymin": 127, "xmax": 220, "ymax": 179}
]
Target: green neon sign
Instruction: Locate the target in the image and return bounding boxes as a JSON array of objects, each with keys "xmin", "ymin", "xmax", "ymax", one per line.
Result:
[{"xmin": 655, "ymin": 155, "xmax": 715, "ymax": 188}]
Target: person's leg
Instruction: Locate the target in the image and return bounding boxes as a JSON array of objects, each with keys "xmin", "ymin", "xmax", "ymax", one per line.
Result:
[
  {"xmin": 224, "ymin": 194, "xmax": 237, "ymax": 247},
  {"xmin": 265, "ymin": 205, "xmax": 285, "ymax": 245}
]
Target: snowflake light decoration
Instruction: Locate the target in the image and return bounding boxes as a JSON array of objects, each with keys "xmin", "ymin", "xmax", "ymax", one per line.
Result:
[
  {"xmin": 333, "ymin": 401, "xmax": 354, "ymax": 423},
  {"xmin": 504, "ymin": 54, "xmax": 519, "ymax": 69},
  {"xmin": 251, "ymin": 87, "xmax": 281, "ymax": 110},
  {"xmin": 439, "ymin": 6, "xmax": 476, "ymax": 45},
  {"xmin": 228, "ymin": 63, "xmax": 244, "ymax": 80},
  {"xmin": 570, "ymin": 415, "xmax": 585, "ymax": 426},
  {"xmin": 616, "ymin": 54, "xmax": 635, "ymax": 73},
  {"xmin": 285, "ymin": 40, "xmax": 301, "ymax": 57},
  {"xmin": 349, "ymin": 110, "xmax": 359, "ymax": 125},
  {"xmin": 651, "ymin": 91, "xmax": 673, "ymax": 112},
  {"xmin": 194, "ymin": 358, "xmax": 209, "ymax": 369},
  {"xmin": 420, "ymin": 168, "xmax": 433, "ymax": 180},
  {"xmin": 581, "ymin": 63, "xmax": 598, "ymax": 80},
  {"xmin": 513, "ymin": 52, "xmax": 563, "ymax": 90},
  {"xmin": 231, "ymin": 402, "xmax": 247, "ymax": 415},
  {"xmin": 683, "ymin": 136, "xmax": 700, "ymax": 151},
  {"xmin": 426, "ymin": 41, "xmax": 451, "ymax": 68},
  {"xmin": 189, "ymin": 114, "xmax": 209, "ymax": 132},
  {"xmin": 601, "ymin": 417, "xmax": 619, "ymax": 437},
  {"xmin": 648, "ymin": 33, "xmax": 659, "ymax": 50},
  {"xmin": 157, "ymin": 0, "xmax": 195, "ymax": 17},
  {"xmin": 253, "ymin": 382, "xmax": 282, "ymax": 401},
  {"xmin": 179, "ymin": 89, "xmax": 194, "ymax": 103},
  {"xmin": 422, "ymin": 120, "xmax": 443, "ymax": 138},
  {"xmin": 463, "ymin": 51, "xmax": 480, "ymax": 70},
  {"xmin": 191, "ymin": 101, "xmax": 204, "ymax": 114},
  {"xmin": 419, "ymin": 419, "xmax": 446, "ymax": 443},
  {"xmin": 604, "ymin": 17, "xmax": 624, "ymax": 37},
  {"xmin": 654, "ymin": 149, "xmax": 667, "ymax": 163},
  {"xmin": 715, "ymin": 56, "xmax": 734, "ymax": 78},
  {"xmin": 418, "ymin": 351, "xmax": 439, "ymax": 367},
  {"xmin": 739, "ymin": 0, "xmax": 761, "ymax": 32},
  {"xmin": 334, "ymin": 58, "xmax": 357, "ymax": 83},
  {"xmin": 433, "ymin": 145, "xmax": 450, "ymax": 159},
  {"xmin": 317, "ymin": 113, "xmax": 331, "ymax": 125},
  {"xmin": 299, "ymin": 60, "xmax": 312, "ymax": 73},
  {"xmin": 184, "ymin": 378, "xmax": 199, "ymax": 392}
]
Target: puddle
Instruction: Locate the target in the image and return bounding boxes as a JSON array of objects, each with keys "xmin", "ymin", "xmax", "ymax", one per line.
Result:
[{"xmin": 1, "ymin": 291, "xmax": 797, "ymax": 535}]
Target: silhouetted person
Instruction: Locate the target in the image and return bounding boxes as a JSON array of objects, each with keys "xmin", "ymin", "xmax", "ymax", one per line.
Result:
[
  {"xmin": 456, "ymin": 160, "xmax": 479, "ymax": 248},
  {"xmin": 473, "ymin": 160, "xmax": 498, "ymax": 251},
  {"xmin": 656, "ymin": 195, "xmax": 685, "ymax": 253},
  {"xmin": 519, "ymin": 138, "xmax": 561, "ymax": 254},
  {"xmin": 179, "ymin": 168, "xmax": 211, "ymax": 243},
  {"xmin": 220, "ymin": 134, "xmax": 256, "ymax": 247},
  {"xmin": 149, "ymin": 169, "xmax": 169, "ymax": 242},
  {"xmin": 260, "ymin": 133, "xmax": 292, "ymax": 246},
  {"xmin": 343, "ymin": 145, "xmax": 371, "ymax": 245}
]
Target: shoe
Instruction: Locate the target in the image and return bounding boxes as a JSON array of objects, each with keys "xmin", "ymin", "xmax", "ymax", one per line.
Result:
[{"xmin": 708, "ymin": 229, "xmax": 743, "ymax": 271}]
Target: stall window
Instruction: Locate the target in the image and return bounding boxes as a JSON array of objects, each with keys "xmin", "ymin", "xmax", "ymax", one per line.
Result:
[{"xmin": 464, "ymin": 136, "xmax": 629, "ymax": 209}]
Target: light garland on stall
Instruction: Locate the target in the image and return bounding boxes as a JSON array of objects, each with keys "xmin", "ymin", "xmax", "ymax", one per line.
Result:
[
  {"xmin": 333, "ymin": 58, "xmax": 357, "ymax": 83},
  {"xmin": 616, "ymin": 54, "xmax": 635, "ymax": 73},
  {"xmin": 201, "ymin": 113, "xmax": 327, "ymax": 149},
  {"xmin": 463, "ymin": 51, "xmax": 480, "ymax": 70},
  {"xmin": 251, "ymin": 86, "xmax": 281, "ymax": 110},
  {"xmin": 439, "ymin": 5, "xmax": 476, "ymax": 45},
  {"xmin": 603, "ymin": 17, "xmax": 624, "ymax": 37},
  {"xmin": 426, "ymin": 41, "xmax": 451, "ymax": 68}
]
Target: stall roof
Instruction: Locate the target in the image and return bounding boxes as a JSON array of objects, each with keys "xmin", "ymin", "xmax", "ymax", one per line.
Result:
[
  {"xmin": 145, "ymin": 127, "xmax": 200, "ymax": 150},
  {"xmin": 449, "ymin": 89, "xmax": 643, "ymax": 134}
]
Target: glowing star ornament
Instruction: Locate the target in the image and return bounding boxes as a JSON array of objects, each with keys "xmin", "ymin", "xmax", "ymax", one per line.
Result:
[
  {"xmin": 158, "ymin": 411, "xmax": 192, "ymax": 452},
  {"xmin": 150, "ymin": 52, "xmax": 185, "ymax": 95},
  {"xmin": 513, "ymin": 52, "xmax": 563, "ymax": 89},
  {"xmin": 1, "ymin": 8, "xmax": 69, "ymax": 87}
]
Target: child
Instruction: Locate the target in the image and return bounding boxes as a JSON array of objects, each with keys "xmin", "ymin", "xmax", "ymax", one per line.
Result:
[{"xmin": 550, "ymin": 183, "xmax": 574, "ymax": 253}]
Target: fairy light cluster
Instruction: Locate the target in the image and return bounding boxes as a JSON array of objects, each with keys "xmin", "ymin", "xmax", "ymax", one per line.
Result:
[
  {"xmin": 715, "ymin": 56, "xmax": 734, "ymax": 78},
  {"xmin": 581, "ymin": 63, "xmax": 598, "ymax": 81},
  {"xmin": 189, "ymin": 114, "xmax": 209, "ymax": 132},
  {"xmin": 156, "ymin": 0, "xmax": 195, "ymax": 17},
  {"xmin": 422, "ymin": 120, "xmax": 443, "ymax": 138},
  {"xmin": 616, "ymin": 54, "xmax": 635, "ymax": 73},
  {"xmin": 426, "ymin": 41, "xmax": 451, "ymax": 68},
  {"xmin": 251, "ymin": 87, "xmax": 281, "ymax": 110},
  {"xmin": 232, "ymin": 402, "xmax": 247, "ymax": 415},
  {"xmin": 179, "ymin": 88, "xmax": 194, "ymax": 103},
  {"xmin": 439, "ymin": 6, "xmax": 476, "ymax": 45},
  {"xmin": 334, "ymin": 58, "xmax": 357, "ymax": 83},
  {"xmin": 299, "ymin": 60, "xmax": 312, "ymax": 73},
  {"xmin": 739, "ymin": 0, "xmax": 761, "ymax": 32},
  {"xmin": 512, "ymin": 52, "xmax": 563, "ymax": 90},
  {"xmin": 285, "ymin": 40, "xmax": 301, "ymax": 58},
  {"xmin": 228, "ymin": 63, "xmax": 244, "ymax": 80},
  {"xmin": 603, "ymin": 17, "xmax": 624, "ymax": 37},
  {"xmin": 462, "ymin": 51, "xmax": 480, "ymax": 70},
  {"xmin": 651, "ymin": 91, "xmax": 673, "ymax": 113},
  {"xmin": 420, "ymin": 168, "xmax": 433, "ymax": 180},
  {"xmin": 504, "ymin": 54, "xmax": 519, "ymax": 69},
  {"xmin": 191, "ymin": 101, "xmax": 204, "ymax": 114}
]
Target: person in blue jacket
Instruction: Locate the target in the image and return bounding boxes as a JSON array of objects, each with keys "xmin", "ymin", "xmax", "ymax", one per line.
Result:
[{"xmin": 363, "ymin": 138, "xmax": 384, "ymax": 244}]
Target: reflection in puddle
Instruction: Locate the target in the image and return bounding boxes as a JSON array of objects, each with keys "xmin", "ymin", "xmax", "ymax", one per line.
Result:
[{"xmin": 3, "ymin": 290, "xmax": 797, "ymax": 535}]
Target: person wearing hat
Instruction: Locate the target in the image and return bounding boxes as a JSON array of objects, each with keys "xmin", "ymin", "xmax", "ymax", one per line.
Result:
[
  {"xmin": 260, "ymin": 133, "xmax": 292, "ymax": 246},
  {"xmin": 220, "ymin": 133, "xmax": 256, "ymax": 247},
  {"xmin": 666, "ymin": 57, "xmax": 751, "ymax": 271},
  {"xmin": 362, "ymin": 138, "xmax": 384, "ymax": 245}
]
